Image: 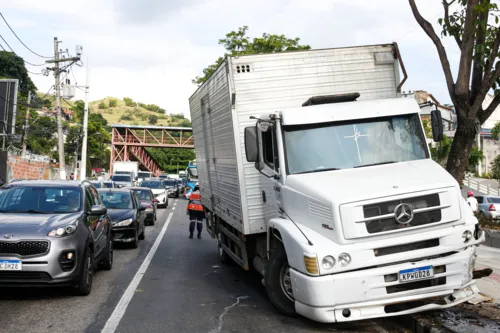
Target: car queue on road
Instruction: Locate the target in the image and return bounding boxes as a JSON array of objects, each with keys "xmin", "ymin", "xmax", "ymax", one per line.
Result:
[{"xmin": 0, "ymin": 178, "xmax": 176, "ymax": 297}]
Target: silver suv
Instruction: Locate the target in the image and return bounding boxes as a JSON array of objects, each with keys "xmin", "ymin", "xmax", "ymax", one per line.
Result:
[{"xmin": 0, "ymin": 180, "xmax": 113, "ymax": 295}]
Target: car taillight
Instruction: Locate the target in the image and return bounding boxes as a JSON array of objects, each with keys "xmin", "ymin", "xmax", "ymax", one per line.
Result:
[{"xmin": 489, "ymin": 204, "xmax": 496, "ymax": 211}]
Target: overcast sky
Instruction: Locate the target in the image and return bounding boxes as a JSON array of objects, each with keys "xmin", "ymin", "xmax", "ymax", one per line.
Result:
[{"xmin": 0, "ymin": 0, "xmax": 460, "ymax": 118}]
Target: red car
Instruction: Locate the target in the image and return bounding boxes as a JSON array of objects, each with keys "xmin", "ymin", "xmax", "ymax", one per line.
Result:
[{"xmin": 125, "ymin": 187, "xmax": 158, "ymax": 226}]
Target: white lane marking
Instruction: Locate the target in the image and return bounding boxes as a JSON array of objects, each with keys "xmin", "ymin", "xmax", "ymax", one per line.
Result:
[
  {"xmin": 172, "ymin": 206, "xmax": 176, "ymax": 211},
  {"xmin": 209, "ymin": 296, "xmax": 249, "ymax": 333},
  {"xmin": 101, "ymin": 212, "xmax": 174, "ymax": 333}
]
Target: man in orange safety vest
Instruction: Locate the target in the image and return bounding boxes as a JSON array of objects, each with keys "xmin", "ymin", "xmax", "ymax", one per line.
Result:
[{"xmin": 187, "ymin": 185, "xmax": 205, "ymax": 239}]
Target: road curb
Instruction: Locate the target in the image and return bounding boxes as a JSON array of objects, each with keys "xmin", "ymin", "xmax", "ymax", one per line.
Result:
[
  {"xmin": 482, "ymin": 229, "xmax": 500, "ymax": 248},
  {"xmin": 394, "ymin": 314, "xmax": 453, "ymax": 333}
]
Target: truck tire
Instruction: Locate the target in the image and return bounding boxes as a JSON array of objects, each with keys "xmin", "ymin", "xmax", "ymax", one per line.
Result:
[
  {"xmin": 264, "ymin": 246, "xmax": 296, "ymax": 316},
  {"xmin": 217, "ymin": 232, "xmax": 231, "ymax": 264}
]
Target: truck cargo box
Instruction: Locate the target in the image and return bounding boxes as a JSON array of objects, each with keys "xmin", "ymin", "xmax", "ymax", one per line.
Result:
[{"xmin": 189, "ymin": 43, "xmax": 405, "ymax": 235}]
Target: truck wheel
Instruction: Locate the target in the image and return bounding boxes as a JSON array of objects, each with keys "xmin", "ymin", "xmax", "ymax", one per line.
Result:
[
  {"xmin": 264, "ymin": 246, "xmax": 296, "ymax": 316},
  {"xmin": 217, "ymin": 233, "xmax": 231, "ymax": 264}
]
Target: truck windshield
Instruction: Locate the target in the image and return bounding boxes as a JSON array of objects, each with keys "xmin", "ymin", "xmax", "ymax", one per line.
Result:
[
  {"xmin": 138, "ymin": 172, "xmax": 150, "ymax": 178},
  {"xmin": 284, "ymin": 113, "xmax": 428, "ymax": 174},
  {"xmin": 112, "ymin": 175, "xmax": 132, "ymax": 182}
]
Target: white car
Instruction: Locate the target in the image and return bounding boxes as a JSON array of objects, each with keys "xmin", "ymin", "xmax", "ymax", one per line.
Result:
[{"xmin": 139, "ymin": 179, "xmax": 168, "ymax": 208}]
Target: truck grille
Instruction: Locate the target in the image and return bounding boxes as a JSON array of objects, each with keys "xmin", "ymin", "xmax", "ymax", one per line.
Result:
[
  {"xmin": 363, "ymin": 194, "xmax": 441, "ymax": 234},
  {"xmin": 0, "ymin": 241, "xmax": 50, "ymax": 257},
  {"xmin": 374, "ymin": 239, "xmax": 439, "ymax": 257}
]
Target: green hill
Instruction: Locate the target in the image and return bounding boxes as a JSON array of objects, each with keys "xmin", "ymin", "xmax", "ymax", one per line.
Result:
[{"xmin": 89, "ymin": 97, "xmax": 191, "ymax": 127}]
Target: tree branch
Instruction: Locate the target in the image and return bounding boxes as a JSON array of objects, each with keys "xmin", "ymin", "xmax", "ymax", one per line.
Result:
[
  {"xmin": 471, "ymin": 0, "xmax": 490, "ymax": 103},
  {"xmin": 455, "ymin": 0, "xmax": 479, "ymax": 97},
  {"xmin": 443, "ymin": 0, "xmax": 462, "ymax": 48},
  {"xmin": 479, "ymin": 93, "xmax": 500, "ymax": 123},
  {"xmin": 409, "ymin": 0, "xmax": 456, "ymax": 104}
]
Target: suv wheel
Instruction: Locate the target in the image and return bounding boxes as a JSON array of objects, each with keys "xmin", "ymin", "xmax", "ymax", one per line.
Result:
[
  {"xmin": 99, "ymin": 237, "xmax": 113, "ymax": 270},
  {"xmin": 74, "ymin": 248, "xmax": 93, "ymax": 296}
]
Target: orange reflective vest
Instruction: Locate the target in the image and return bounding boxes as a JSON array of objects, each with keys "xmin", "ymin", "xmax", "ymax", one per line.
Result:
[{"xmin": 187, "ymin": 202, "xmax": 204, "ymax": 212}]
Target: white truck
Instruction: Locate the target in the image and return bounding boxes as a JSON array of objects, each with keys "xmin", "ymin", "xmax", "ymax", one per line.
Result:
[
  {"xmin": 189, "ymin": 43, "xmax": 484, "ymax": 323},
  {"xmin": 137, "ymin": 171, "xmax": 153, "ymax": 183},
  {"xmin": 113, "ymin": 161, "xmax": 139, "ymax": 181}
]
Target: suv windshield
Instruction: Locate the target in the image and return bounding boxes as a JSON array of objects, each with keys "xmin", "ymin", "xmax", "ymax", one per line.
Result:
[
  {"xmin": 133, "ymin": 190, "xmax": 152, "ymax": 201},
  {"xmin": 112, "ymin": 175, "xmax": 132, "ymax": 182},
  {"xmin": 164, "ymin": 180, "xmax": 177, "ymax": 186},
  {"xmin": 0, "ymin": 185, "xmax": 82, "ymax": 213},
  {"xmin": 284, "ymin": 114, "xmax": 428, "ymax": 174},
  {"xmin": 140, "ymin": 181, "xmax": 164, "ymax": 189},
  {"xmin": 90, "ymin": 181, "xmax": 102, "ymax": 188},
  {"xmin": 99, "ymin": 192, "xmax": 134, "ymax": 209}
]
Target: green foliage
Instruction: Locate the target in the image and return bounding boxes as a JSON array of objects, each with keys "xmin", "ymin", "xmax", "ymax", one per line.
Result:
[
  {"xmin": 26, "ymin": 116, "xmax": 58, "ymax": 155},
  {"xmin": 148, "ymin": 114, "xmax": 158, "ymax": 125},
  {"xmin": 193, "ymin": 26, "xmax": 310, "ymax": 85},
  {"xmin": 98, "ymin": 102, "xmax": 107, "ymax": 109},
  {"xmin": 120, "ymin": 110, "xmax": 134, "ymax": 121},
  {"xmin": 178, "ymin": 119, "xmax": 192, "ymax": 127},
  {"xmin": 430, "ymin": 135, "xmax": 452, "ymax": 165},
  {"xmin": 468, "ymin": 146, "xmax": 484, "ymax": 169},
  {"xmin": 0, "ymin": 51, "xmax": 37, "ymax": 94},
  {"xmin": 123, "ymin": 97, "xmax": 135, "ymax": 107},
  {"xmin": 137, "ymin": 102, "xmax": 165, "ymax": 114},
  {"xmin": 491, "ymin": 154, "xmax": 500, "ymax": 182},
  {"xmin": 421, "ymin": 120, "xmax": 432, "ymax": 138},
  {"xmin": 108, "ymin": 99, "xmax": 117, "ymax": 108},
  {"xmin": 492, "ymin": 121, "xmax": 500, "ymax": 140},
  {"xmin": 147, "ymin": 148, "xmax": 195, "ymax": 173}
]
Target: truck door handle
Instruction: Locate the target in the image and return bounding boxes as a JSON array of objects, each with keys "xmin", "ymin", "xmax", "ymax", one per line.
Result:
[{"xmin": 262, "ymin": 191, "xmax": 266, "ymax": 203}]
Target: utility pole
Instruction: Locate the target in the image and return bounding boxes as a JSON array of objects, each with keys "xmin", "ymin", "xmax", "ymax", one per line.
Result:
[
  {"xmin": 80, "ymin": 57, "xmax": 90, "ymax": 181},
  {"xmin": 21, "ymin": 90, "xmax": 31, "ymax": 154},
  {"xmin": 46, "ymin": 37, "xmax": 81, "ymax": 180}
]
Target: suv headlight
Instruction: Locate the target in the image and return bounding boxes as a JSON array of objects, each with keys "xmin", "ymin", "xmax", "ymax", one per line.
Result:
[
  {"xmin": 114, "ymin": 218, "xmax": 133, "ymax": 227},
  {"xmin": 48, "ymin": 222, "xmax": 78, "ymax": 237}
]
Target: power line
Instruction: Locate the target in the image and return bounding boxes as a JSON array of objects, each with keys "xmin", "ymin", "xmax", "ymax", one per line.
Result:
[
  {"xmin": 27, "ymin": 70, "xmax": 43, "ymax": 75},
  {"xmin": 0, "ymin": 33, "xmax": 46, "ymax": 66},
  {"xmin": 0, "ymin": 12, "xmax": 51, "ymax": 59}
]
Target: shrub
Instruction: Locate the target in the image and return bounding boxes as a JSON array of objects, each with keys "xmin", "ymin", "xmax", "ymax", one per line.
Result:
[
  {"xmin": 98, "ymin": 102, "xmax": 107, "ymax": 109},
  {"xmin": 109, "ymin": 99, "xmax": 117, "ymax": 108},
  {"xmin": 123, "ymin": 97, "xmax": 135, "ymax": 107},
  {"xmin": 148, "ymin": 115, "xmax": 158, "ymax": 125}
]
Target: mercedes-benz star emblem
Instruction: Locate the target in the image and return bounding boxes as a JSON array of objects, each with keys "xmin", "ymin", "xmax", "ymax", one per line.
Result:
[
  {"xmin": 394, "ymin": 203, "xmax": 414, "ymax": 225},
  {"xmin": 3, "ymin": 234, "xmax": 14, "ymax": 239}
]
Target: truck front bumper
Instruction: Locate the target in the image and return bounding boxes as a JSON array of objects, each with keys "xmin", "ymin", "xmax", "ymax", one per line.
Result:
[{"xmin": 291, "ymin": 246, "xmax": 479, "ymax": 322}]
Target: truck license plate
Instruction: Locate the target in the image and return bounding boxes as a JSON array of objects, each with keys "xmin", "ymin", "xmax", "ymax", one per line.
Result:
[
  {"xmin": 0, "ymin": 260, "xmax": 22, "ymax": 271},
  {"xmin": 399, "ymin": 266, "xmax": 433, "ymax": 283}
]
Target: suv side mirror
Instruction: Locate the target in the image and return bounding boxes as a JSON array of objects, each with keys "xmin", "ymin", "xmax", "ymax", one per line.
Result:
[
  {"xmin": 430, "ymin": 110, "xmax": 444, "ymax": 142},
  {"xmin": 245, "ymin": 126, "xmax": 258, "ymax": 162},
  {"xmin": 90, "ymin": 205, "xmax": 107, "ymax": 215}
]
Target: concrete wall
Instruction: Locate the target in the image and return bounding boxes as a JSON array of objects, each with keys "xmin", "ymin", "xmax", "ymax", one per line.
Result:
[{"xmin": 479, "ymin": 138, "xmax": 500, "ymax": 174}]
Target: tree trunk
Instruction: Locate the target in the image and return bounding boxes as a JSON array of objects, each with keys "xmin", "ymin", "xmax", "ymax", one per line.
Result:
[{"xmin": 446, "ymin": 116, "xmax": 477, "ymax": 184}]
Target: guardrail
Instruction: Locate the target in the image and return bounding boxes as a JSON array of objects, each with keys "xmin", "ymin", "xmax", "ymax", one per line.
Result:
[{"xmin": 465, "ymin": 177, "xmax": 500, "ymax": 196}]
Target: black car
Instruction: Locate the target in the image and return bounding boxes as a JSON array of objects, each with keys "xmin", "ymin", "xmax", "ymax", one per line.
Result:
[
  {"xmin": 164, "ymin": 179, "xmax": 180, "ymax": 198},
  {"xmin": 0, "ymin": 180, "xmax": 113, "ymax": 296},
  {"xmin": 98, "ymin": 189, "xmax": 146, "ymax": 248}
]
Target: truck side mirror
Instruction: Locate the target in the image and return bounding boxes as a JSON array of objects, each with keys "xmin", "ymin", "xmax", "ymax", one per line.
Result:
[
  {"xmin": 430, "ymin": 110, "xmax": 444, "ymax": 142},
  {"xmin": 245, "ymin": 126, "xmax": 258, "ymax": 162}
]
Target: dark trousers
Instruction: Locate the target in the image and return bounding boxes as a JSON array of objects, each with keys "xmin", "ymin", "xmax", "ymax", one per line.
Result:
[{"xmin": 189, "ymin": 218, "xmax": 203, "ymax": 236}]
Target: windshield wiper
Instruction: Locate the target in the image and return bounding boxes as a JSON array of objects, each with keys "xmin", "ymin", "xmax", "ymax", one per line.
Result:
[
  {"xmin": 354, "ymin": 161, "xmax": 397, "ymax": 168},
  {"xmin": 295, "ymin": 167, "xmax": 341, "ymax": 174}
]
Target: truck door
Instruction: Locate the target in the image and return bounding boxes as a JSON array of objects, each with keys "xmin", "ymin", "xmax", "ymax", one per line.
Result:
[
  {"xmin": 260, "ymin": 125, "xmax": 282, "ymax": 218},
  {"xmin": 200, "ymin": 95, "xmax": 219, "ymax": 210}
]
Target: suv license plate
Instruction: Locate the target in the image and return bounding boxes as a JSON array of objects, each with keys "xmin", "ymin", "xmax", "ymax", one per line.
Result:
[
  {"xmin": 399, "ymin": 266, "xmax": 433, "ymax": 283},
  {"xmin": 0, "ymin": 260, "xmax": 22, "ymax": 271}
]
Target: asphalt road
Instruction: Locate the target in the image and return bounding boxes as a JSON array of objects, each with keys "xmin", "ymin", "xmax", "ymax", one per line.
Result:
[{"xmin": 0, "ymin": 200, "xmax": 404, "ymax": 333}]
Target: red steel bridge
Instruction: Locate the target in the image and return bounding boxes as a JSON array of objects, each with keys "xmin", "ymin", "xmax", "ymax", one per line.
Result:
[{"xmin": 110, "ymin": 124, "xmax": 194, "ymax": 176}]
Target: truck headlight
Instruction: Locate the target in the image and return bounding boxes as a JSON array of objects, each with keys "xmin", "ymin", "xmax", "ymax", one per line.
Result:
[
  {"xmin": 321, "ymin": 256, "xmax": 336, "ymax": 270},
  {"xmin": 115, "ymin": 218, "xmax": 133, "ymax": 227},
  {"xmin": 48, "ymin": 222, "xmax": 78, "ymax": 237},
  {"xmin": 462, "ymin": 230, "xmax": 473, "ymax": 243},
  {"xmin": 338, "ymin": 253, "xmax": 351, "ymax": 267}
]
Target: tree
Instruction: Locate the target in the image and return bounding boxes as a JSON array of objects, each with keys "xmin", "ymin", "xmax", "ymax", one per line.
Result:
[
  {"xmin": 123, "ymin": 97, "xmax": 135, "ymax": 107},
  {"xmin": 109, "ymin": 99, "xmax": 117, "ymax": 108},
  {"xmin": 98, "ymin": 102, "xmax": 107, "ymax": 109},
  {"xmin": 468, "ymin": 146, "xmax": 484, "ymax": 170},
  {"xmin": 0, "ymin": 51, "xmax": 36, "ymax": 94},
  {"xmin": 193, "ymin": 26, "xmax": 311, "ymax": 85},
  {"xmin": 410, "ymin": 0, "xmax": 500, "ymax": 184},
  {"xmin": 148, "ymin": 114, "xmax": 158, "ymax": 125},
  {"xmin": 430, "ymin": 134, "xmax": 453, "ymax": 165},
  {"xmin": 491, "ymin": 154, "xmax": 500, "ymax": 181}
]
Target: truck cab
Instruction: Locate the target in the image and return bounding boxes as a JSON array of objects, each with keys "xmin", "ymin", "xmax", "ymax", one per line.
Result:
[{"xmin": 243, "ymin": 97, "xmax": 484, "ymax": 322}]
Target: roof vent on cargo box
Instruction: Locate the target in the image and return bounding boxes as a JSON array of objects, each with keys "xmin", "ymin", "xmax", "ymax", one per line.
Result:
[
  {"xmin": 236, "ymin": 65, "xmax": 251, "ymax": 73},
  {"xmin": 302, "ymin": 92, "xmax": 360, "ymax": 107}
]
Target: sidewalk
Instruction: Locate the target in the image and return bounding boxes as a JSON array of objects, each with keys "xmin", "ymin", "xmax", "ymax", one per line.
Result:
[{"xmin": 476, "ymin": 245, "xmax": 500, "ymax": 303}]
